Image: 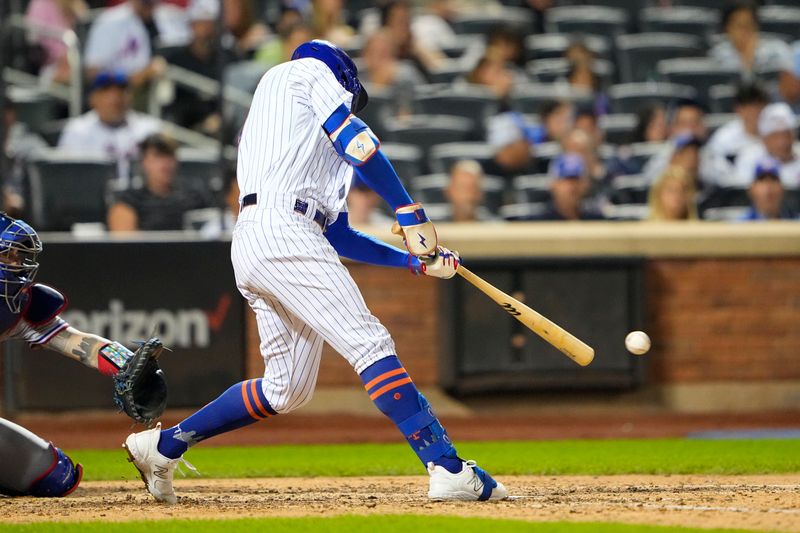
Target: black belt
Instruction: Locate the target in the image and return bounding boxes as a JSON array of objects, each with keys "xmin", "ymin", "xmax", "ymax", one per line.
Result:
[{"xmin": 241, "ymin": 193, "xmax": 328, "ymax": 231}]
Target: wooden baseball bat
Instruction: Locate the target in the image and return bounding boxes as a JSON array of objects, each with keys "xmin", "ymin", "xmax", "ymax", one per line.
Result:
[{"xmin": 457, "ymin": 266, "xmax": 595, "ymax": 367}]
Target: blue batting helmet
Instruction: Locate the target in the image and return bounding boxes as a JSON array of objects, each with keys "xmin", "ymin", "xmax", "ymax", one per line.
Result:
[
  {"xmin": 0, "ymin": 213, "xmax": 42, "ymax": 313},
  {"xmin": 292, "ymin": 40, "xmax": 369, "ymax": 113}
]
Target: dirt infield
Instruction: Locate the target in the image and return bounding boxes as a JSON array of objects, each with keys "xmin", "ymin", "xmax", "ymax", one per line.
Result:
[{"xmin": 2, "ymin": 475, "xmax": 799, "ymax": 531}]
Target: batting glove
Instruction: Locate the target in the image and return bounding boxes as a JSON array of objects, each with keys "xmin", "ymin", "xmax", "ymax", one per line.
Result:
[
  {"xmin": 409, "ymin": 246, "xmax": 459, "ymax": 279},
  {"xmin": 394, "ymin": 203, "xmax": 438, "ymax": 256}
]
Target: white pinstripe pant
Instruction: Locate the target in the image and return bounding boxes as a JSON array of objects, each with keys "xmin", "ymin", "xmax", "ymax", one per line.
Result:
[{"xmin": 231, "ymin": 195, "xmax": 396, "ymax": 413}]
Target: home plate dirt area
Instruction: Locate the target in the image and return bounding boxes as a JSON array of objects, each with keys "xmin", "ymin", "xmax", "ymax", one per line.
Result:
[{"xmin": 2, "ymin": 475, "xmax": 799, "ymax": 531}]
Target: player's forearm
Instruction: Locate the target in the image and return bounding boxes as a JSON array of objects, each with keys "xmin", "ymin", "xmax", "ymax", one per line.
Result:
[
  {"xmin": 353, "ymin": 150, "xmax": 413, "ymax": 210},
  {"xmin": 43, "ymin": 326, "xmax": 132, "ymax": 375},
  {"xmin": 326, "ymin": 213, "xmax": 412, "ymax": 269}
]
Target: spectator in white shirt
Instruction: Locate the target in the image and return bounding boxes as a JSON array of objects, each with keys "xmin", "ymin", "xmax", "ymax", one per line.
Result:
[
  {"xmin": 709, "ymin": 0, "xmax": 794, "ymax": 86},
  {"xmin": 734, "ymin": 102, "xmax": 800, "ymax": 188},
  {"xmin": 58, "ymin": 71, "xmax": 160, "ymax": 187},
  {"xmin": 706, "ymin": 83, "xmax": 769, "ymax": 171},
  {"xmin": 83, "ymin": 0, "xmax": 168, "ymax": 89}
]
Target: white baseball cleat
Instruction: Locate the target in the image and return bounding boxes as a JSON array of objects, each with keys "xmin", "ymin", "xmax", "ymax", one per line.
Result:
[
  {"xmin": 427, "ymin": 460, "xmax": 508, "ymax": 501},
  {"xmin": 123, "ymin": 422, "xmax": 184, "ymax": 504}
]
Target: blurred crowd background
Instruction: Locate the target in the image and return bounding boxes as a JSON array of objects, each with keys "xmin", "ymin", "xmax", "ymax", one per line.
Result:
[{"xmin": 2, "ymin": 0, "xmax": 800, "ymax": 235}]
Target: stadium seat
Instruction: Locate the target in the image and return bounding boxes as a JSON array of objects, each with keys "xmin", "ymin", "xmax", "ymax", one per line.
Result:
[
  {"xmin": 7, "ymin": 87, "xmax": 65, "ymax": 135},
  {"xmin": 609, "ymin": 174, "xmax": 650, "ymax": 205},
  {"xmin": 440, "ymin": 34, "xmax": 483, "ymax": 59},
  {"xmin": 380, "ymin": 143, "xmax": 424, "ymax": 185},
  {"xmin": 602, "ymin": 203, "xmax": 650, "ymax": 220},
  {"xmin": 709, "ymin": 84, "xmax": 736, "ymax": 114},
  {"xmin": 759, "ymin": 6, "xmax": 800, "ymax": 40},
  {"xmin": 672, "ymin": 0, "xmax": 725, "ymax": 7},
  {"xmin": 699, "ymin": 186, "xmax": 750, "ymax": 214},
  {"xmin": 427, "ymin": 64, "xmax": 471, "ymax": 85},
  {"xmin": 657, "ymin": 58, "xmax": 739, "ymax": 107},
  {"xmin": 526, "ymin": 57, "xmax": 614, "ymax": 88},
  {"xmin": 639, "ymin": 7, "xmax": 719, "ymax": 38},
  {"xmin": 428, "ymin": 142, "xmax": 496, "ymax": 175},
  {"xmin": 451, "ymin": 7, "xmax": 535, "ymax": 35},
  {"xmin": 499, "ymin": 202, "xmax": 548, "ymax": 220},
  {"xmin": 599, "ymin": 114, "xmax": 637, "ymax": 146},
  {"xmin": 615, "ymin": 33, "xmax": 704, "ymax": 83},
  {"xmin": 701, "ymin": 206, "xmax": 749, "ymax": 221},
  {"xmin": 706, "ymin": 113, "xmax": 736, "ymax": 136},
  {"xmin": 175, "ymin": 148, "xmax": 225, "ymax": 200},
  {"xmin": 627, "ymin": 142, "xmax": 669, "ymax": 170},
  {"xmin": 383, "ymin": 116, "xmax": 473, "ymax": 169},
  {"xmin": 413, "ymin": 87, "xmax": 500, "ymax": 136},
  {"xmin": 512, "ymin": 174, "xmax": 552, "ymax": 204},
  {"xmin": 608, "ymin": 83, "xmax": 697, "ymax": 114},
  {"xmin": 531, "ymin": 142, "xmax": 563, "ymax": 174},
  {"xmin": 26, "ymin": 151, "xmax": 116, "ymax": 232},
  {"xmin": 545, "ymin": 6, "xmax": 629, "ymax": 38},
  {"xmin": 524, "ymin": 33, "xmax": 610, "ymax": 62},
  {"xmin": 511, "ymin": 83, "xmax": 593, "ymax": 115}
]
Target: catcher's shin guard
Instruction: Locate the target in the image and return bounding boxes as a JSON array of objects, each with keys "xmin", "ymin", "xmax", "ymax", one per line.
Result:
[
  {"xmin": 28, "ymin": 445, "xmax": 83, "ymax": 497},
  {"xmin": 360, "ymin": 356, "xmax": 461, "ymax": 472}
]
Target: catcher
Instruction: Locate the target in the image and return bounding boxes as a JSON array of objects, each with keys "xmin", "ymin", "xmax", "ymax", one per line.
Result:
[{"xmin": 0, "ymin": 213, "xmax": 166, "ymax": 497}]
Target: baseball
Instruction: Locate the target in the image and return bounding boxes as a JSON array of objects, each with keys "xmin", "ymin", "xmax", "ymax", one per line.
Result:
[{"xmin": 625, "ymin": 331, "xmax": 651, "ymax": 355}]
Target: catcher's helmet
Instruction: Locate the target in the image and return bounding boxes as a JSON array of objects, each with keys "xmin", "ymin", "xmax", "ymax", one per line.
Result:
[
  {"xmin": 292, "ymin": 39, "xmax": 369, "ymax": 113},
  {"xmin": 0, "ymin": 213, "xmax": 41, "ymax": 313}
]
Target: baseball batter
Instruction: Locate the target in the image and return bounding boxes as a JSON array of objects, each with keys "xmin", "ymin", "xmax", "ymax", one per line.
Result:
[
  {"xmin": 0, "ymin": 213, "xmax": 165, "ymax": 497},
  {"xmin": 124, "ymin": 40, "xmax": 507, "ymax": 503}
]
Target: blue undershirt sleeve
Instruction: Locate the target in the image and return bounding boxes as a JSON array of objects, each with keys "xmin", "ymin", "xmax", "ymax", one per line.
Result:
[
  {"xmin": 353, "ymin": 151, "xmax": 413, "ymax": 210},
  {"xmin": 325, "ymin": 212, "xmax": 419, "ymax": 270}
]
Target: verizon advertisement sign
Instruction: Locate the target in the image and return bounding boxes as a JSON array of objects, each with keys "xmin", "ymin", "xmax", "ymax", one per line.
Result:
[{"xmin": 8, "ymin": 240, "xmax": 244, "ymax": 410}]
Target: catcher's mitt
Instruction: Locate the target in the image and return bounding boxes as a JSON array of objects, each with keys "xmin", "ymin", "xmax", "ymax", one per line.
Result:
[{"xmin": 113, "ymin": 337, "xmax": 167, "ymax": 427}]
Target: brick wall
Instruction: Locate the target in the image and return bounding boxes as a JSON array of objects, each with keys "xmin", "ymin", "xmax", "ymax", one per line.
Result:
[
  {"xmin": 246, "ymin": 258, "xmax": 800, "ymax": 386},
  {"xmin": 646, "ymin": 258, "xmax": 800, "ymax": 383}
]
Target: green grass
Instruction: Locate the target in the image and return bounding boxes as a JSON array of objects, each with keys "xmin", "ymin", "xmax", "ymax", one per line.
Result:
[
  {"xmin": 70, "ymin": 439, "xmax": 800, "ymax": 481},
  {"xmin": 0, "ymin": 515, "xmax": 780, "ymax": 533}
]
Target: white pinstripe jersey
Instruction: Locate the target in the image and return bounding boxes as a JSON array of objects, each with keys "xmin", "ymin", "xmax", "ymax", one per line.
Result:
[{"xmin": 237, "ymin": 58, "xmax": 356, "ymax": 218}]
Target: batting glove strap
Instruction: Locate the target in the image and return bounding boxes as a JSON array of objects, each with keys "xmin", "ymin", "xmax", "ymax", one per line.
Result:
[{"xmin": 395, "ymin": 203, "xmax": 437, "ymax": 256}]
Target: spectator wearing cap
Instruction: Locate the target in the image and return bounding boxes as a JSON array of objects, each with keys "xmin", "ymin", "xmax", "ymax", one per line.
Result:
[
  {"xmin": 162, "ymin": 0, "xmax": 235, "ymax": 135},
  {"xmin": 445, "ymin": 160, "xmax": 492, "ymax": 223},
  {"xmin": 346, "ymin": 177, "xmax": 394, "ymax": 227},
  {"xmin": 107, "ymin": 134, "xmax": 213, "ymax": 231},
  {"xmin": 647, "ymin": 166, "xmax": 698, "ymax": 221},
  {"xmin": 533, "ymin": 154, "xmax": 604, "ymax": 221},
  {"xmin": 83, "ymin": 0, "xmax": 174, "ymax": 91},
  {"xmin": 735, "ymin": 103, "xmax": 800, "ymax": 188},
  {"xmin": 706, "ymin": 83, "xmax": 769, "ymax": 171},
  {"xmin": 2, "ymin": 98, "xmax": 47, "ymax": 217},
  {"xmin": 739, "ymin": 158, "xmax": 798, "ymax": 221},
  {"xmin": 58, "ymin": 70, "xmax": 160, "ymax": 187},
  {"xmin": 709, "ymin": 0, "xmax": 794, "ymax": 85}
]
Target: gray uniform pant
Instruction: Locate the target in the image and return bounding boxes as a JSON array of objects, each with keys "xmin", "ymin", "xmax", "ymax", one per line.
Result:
[{"xmin": 0, "ymin": 417, "xmax": 54, "ymax": 496}]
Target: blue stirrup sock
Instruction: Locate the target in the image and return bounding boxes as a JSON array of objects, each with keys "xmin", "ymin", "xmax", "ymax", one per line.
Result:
[
  {"xmin": 157, "ymin": 379, "xmax": 276, "ymax": 459},
  {"xmin": 360, "ymin": 356, "xmax": 463, "ymax": 474}
]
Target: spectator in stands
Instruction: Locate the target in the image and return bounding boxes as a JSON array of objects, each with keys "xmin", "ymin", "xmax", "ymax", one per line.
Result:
[
  {"xmin": 631, "ymin": 104, "xmax": 668, "ymax": 144},
  {"xmin": 255, "ymin": 18, "xmax": 313, "ymax": 70},
  {"xmin": 559, "ymin": 128, "xmax": 607, "ymax": 184},
  {"xmin": 310, "ymin": 0, "xmax": 354, "ymax": 48},
  {"xmin": 647, "ymin": 166, "xmax": 698, "ymax": 221},
  {"xmin": 107, "ymin": 134, "xmax": 211, "ymax": 231},
  {"xmin": 359, "ymin": 29, "xmax": 424, "ymax": 117},
  {"xmin": 25, "ymin": 0, "xmax": 88, "ymax": 85},
  {"xmin": 466, "ymin": 55, "xmax": 515, "ymax": 101},
  {"xmin": 709, "ymin": 0, "xmax": 794, "ymax": 88},
  {"xmin": 380, "ymin": 0, "xmax": 445, "ymax": 80},
  {"xmin": 486, "ymin": 100, "xmax": 573, "ymax": 176},
  {"xmin": 735, "ymin": 103, "xmax": 800, "ymax": 188},
  {"xmin": 411, "ymin": 0, "xmax": 458, "ymax": 61},
  {"xmin": 484, "ymin": 24, "xmax": 526, "ymax": 70},
  {"xmin": 534, "ymin": 154, "xmax": 603, "ymax": 221},
  {"xmin": 223, "ymin": 0, "xmax": 270, "ymax": 60},
  {"xmin": 83, "ymin": 0, "xmax": 168, "ymax": 91},
  {"xmin": 58, "ymin": 70, "xmax": 160, "ymax": 187},
  {"xmin": 739, "ymin": 157, "xmax": 797, "ymax": 221},
  {"xmin": 346, "ymin": 177, "xmax": 393, "ymax": 226},
  {"xmin": 563, "ymin": 40, "xmax": 609, "ymax": 116},
  {"xmin": 162, "ymin": 0, "xmax": 234, "ymax": 135},
  {"xmin": 706, "ymin": 83, "xmax": 769, "ymax": 169},
  {"xmin": 445, "ymin": 159, "xmax": 486, "ymax": 223}
]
